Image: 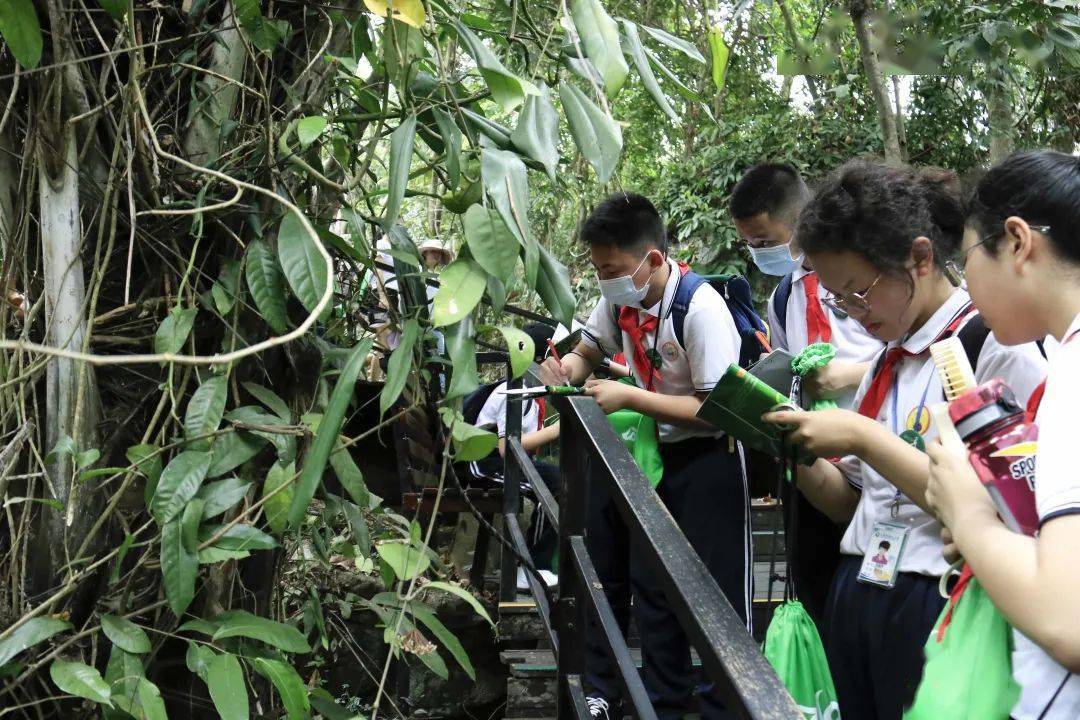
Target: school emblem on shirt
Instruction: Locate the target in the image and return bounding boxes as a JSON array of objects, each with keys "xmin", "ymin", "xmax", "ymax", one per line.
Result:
[
  {"xmin": 661, "ymin": 340, "xmax": 680, "ymax": 362},
  {"xmin": 900, "ymin": 407, "xmax": 932, "ymax": 452}
]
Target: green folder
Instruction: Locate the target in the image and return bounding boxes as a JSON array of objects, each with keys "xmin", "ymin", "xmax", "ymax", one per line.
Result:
[{"xmin": 697, "ymin": 363, "xmax": 812, "ymax": 463}]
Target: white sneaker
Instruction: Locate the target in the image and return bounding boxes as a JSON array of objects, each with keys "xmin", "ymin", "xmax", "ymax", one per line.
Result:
[
  {"xmin": 516, "ymin": 567, "xmax": 559, "ymax": 590},
  {"xmin": 585, "ymin": 696, "xmax": 611, "ymax": 719},
  {"xmin": 516, "ymin": 567, "xmax": 530, "ymax": 591},
  {"xmin": 538, "ymin": 570, "xmax": 558, "ymax": 588}
]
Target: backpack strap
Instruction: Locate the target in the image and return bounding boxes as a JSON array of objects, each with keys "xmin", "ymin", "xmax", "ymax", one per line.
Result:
[
  {"xmin": 772, "ymin": 273, "xmax": 795, "ymax": 336},
  {"xmin": 957, "ymin": 314, "xmax": 990, "ymax": 372},
  {"xmin": 671, "ymin": 271, "xmax": 708, "ymax": 349}
]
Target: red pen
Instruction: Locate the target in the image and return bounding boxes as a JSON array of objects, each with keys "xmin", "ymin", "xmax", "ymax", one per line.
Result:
[{"xmin": 546, "ymin": 338, "xmax": 561, "ymax": 363}]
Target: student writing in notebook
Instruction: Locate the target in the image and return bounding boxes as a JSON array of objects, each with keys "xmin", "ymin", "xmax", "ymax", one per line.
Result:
[{"xmin": 762, "ymin": 160, "xmax": 1047, "ymax": 720}]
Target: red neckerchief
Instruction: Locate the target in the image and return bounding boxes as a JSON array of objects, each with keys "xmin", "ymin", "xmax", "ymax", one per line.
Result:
[
  {"xmin": 803, "ymin": 273, "xmax": 833, "ymax": 344},
  {"xmin": 1025, "ymin": 327, "xmax": 1080, "ymax": 421},
  {"xmin": 535, "ymin": 397, "xmax": 546, "ymax": 432},
  {"xmin": 857, "ymin": 304, "xmax": 977, "ymax": 420}
]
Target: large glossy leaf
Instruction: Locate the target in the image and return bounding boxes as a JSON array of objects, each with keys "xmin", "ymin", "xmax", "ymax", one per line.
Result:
[
  {"xmin": 645, "ymin": 46, "xmax": 701, "ymax": 101},
  {"xmin": 620, "ymin": 21, "xmax": 677, "ymax": 121},
  {"xmin": 154, "ymin": 306, "xmax": 196, "ymax": 356},
  {"xmin": 150, "ymin": 451, "xmax": 211, "ymax": 524},
  {"xmin": 558, "ymin": 81, "xmax": 623, "ymax": 184},
  {"xmin": 252, "ymin": 658, "xmax": 310, "ymax": 719},
  {"xmin": 380, "ymin": 318, "xmax": 420, "ymax": 413},
  {"xmin": 431, "ymin": 259, "xmax": 486, "ymax": 328},
  {"xmin": 184, "ymin": 375, "xmax": 228, "ymax": 451},
  {"xmin": 480, "ymin": 148, "xmax": 537, "ymax": 285},
  {"xmin": 383, "ymin": 18, "xmax": 425, "ymax": 91},
  {"xmin": 639, "ymin": 23, "xmax": 707, "ymax": 63},
  {"xmin": 50, "ymin": 660, "xmax": 112, "ymax": 706},
  {"xmin": 277, "ymin": 211, "xmax": 330, "ymax": 321},
  {"xmin": 207, "ymin": 652, "xmax": 248, "ymax": 720},
  {"xmin": 181, "ymin": 498, "xmax": 205, "ymax": 554},
  {"xmin": 329, "ymin": 445, "xmax": 369, "ymax": 508},
  {"xmin": 382, "ymin": 115, "xmax": 417, "ymax": 229},
  {"xmin": 463, "ymin": 205, "xmax": 518, "ymax": 283},
  {"xmin": 363, "ymin": 0, "xmax": 424, "ymax": 27},
  {"xmin": 708, "ymin": 26, "xmax": 730, "ymax": 90},
  {"xmin": 262, "ymin": 460, "xmax": 294, "ymax": 534},
  {"xmin": 208, "ymin": 431, "xmax": 267, "ymax": 478},
  {"xmin": 569, "ymin": 0, "xmax": 628, "ymax": 97},
  {"xmin": 458, "ymin": 108, "xmax": 513, "ymax": 149},
  {"xmin": 287, "ymin": 339, "xmax": 372, "ymax": 528},
  {"xmin": 510, "ymin": 85, "xmax": 560, "ymax": 182},
  {"xmin": 0, "ymin": 618, "xmax": 72, "ymax": 666},
  {"xmin": 241, "ymin": 382, "xmax": 290, "ymax": 422},
  {"xmin": 161, "ymin": 516, "xmax": 197, "ymax": 616},
  {"xmin": 101, "ymin": 614, "xmax": 151, "ymax": 655},
  {"xmin": 196, "ymin": 478, "xmax": 251, "ymax": 519},
  {"xmin": 136, "ymin": 677, "xmax": 168, "ymax": 720},
  {"xmin": 245, "ymin": 240, "xmax": 289, "ymax": 334},
  {"xmin": 198, "ymin": 523, "xmax": 278, "ymax": 551},
  {"xmin": 234, "ymin": 0, "xmax": 283, "ymax": 53},
  {"xmin": 104, "ymin": 645, "xmax": 144, "ymax": 711},
  {"xmin": 185, "ymin": 641, "xmax": 213, "ymax": 680},
  {"xmin": 0, "ymin": 0, "xmax": 43, "ymax": 68},
  {"xmin": 422, "ymin": 581, "xmax": 495, "ymax": 625},
  {"xmin": 411, "ymin": 604, "xmax": 475, "ymax": 680},
  {"xmin": 212, "ymin": 610, "xmax": 309, "ymax": 653},
  {"xmin": 453, "ymin": 20, "xmax": 538, "ymax": 111},
  {"xmin": 431, "ymin": 110, "xmax": 462, "ymax": 190},
  {"xmin": 438, "ymin": 408, "xmax": 498, "ymax": 462},
  {"xmin": 498, "ymin": 325, "xmax": 535, "ymax": 378},
  {"xmin": 444, "ymin": 318, "xmax": 479, "ymax": 400},
  {"xmin": 296, "ymin": 115, "xmax": 327, "ymax": 147},
  {"xmin": 377, "ymin": 541, "xmax": 430, "ymax": 581},
  {"xmin": 536, "ymin": 239, "xmax": 578, "ymax": 328}
]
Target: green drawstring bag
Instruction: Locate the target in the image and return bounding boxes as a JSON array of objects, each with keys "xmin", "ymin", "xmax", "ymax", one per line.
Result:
[
  {"xmin": 763, "ymin": 600, "xmax": 840, "ymax": 720},
  {"xmin": 904, "ymin": 570, "xmax": 1019, "ymax": 720},
  {"xmin": 607, "ymin": 409, "xmax": 664, "ymax": 488},
  {"xmin": 791, "ymin": 343, "xmax": 838, "ymax": 412}
]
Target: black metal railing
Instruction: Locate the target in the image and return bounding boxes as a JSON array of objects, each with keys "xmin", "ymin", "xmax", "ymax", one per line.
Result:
[{"xmin": 500, "ymin": 367, "xmax": 801, "ymax": 719}]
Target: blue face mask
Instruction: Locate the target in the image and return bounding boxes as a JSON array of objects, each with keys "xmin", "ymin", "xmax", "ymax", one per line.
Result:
[{"xmin": 749, "ymin": 243, "xmax": 803, "ymax": 276}]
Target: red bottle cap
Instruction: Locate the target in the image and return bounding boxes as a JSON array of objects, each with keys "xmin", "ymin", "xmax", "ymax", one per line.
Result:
[{"xmin": 948, "ymin": 378, "xmax": 1023, "ymax": 440}]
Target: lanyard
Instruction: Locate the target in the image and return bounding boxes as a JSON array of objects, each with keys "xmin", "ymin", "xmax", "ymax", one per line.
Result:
[{"xmin": 887, "ymin": 360, "xmax": 937, "ymax": 517}]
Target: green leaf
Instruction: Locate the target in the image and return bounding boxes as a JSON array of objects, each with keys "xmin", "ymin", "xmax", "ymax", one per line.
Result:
[
  {"xmin": 0, "ymin": 0, "xmax": 43, "ymax": 68},
  {"xmin": 444, "ymin": 318, "xmax": 479, "ymax": 400},
  {"xmin": 438, "ymin": 408, "xmax": 498, "ymax": 462},
  {"xmin": 181, "ymin": 498, "xmax": 204, "ymax": 554},
  {"xmin": 498, "ymin": 326, "xmax": 534, "ymax": 378},
  {"xmin": 154, "ymin": 306, "xmax": 197, "ymax": 356},
  {"xmin": 252, "ymin": 658, "xmax": 310, "ymax": 719},
  {"xmin": 198, "ymin": 547, "xmax": 250, "ymax": 564},
  {"xmin": 381, "ymin": 319, "xmax": 420, "ymax": 413},
  {"xmin": 177, "ymin": 618, "xmax": 220, "ymax": 637},
  {"xmin": 262, "ymin": 461, "xmax": 294, "ymax": 534},
  {"xmin": 453, "ymin": 19, "xmax": 538, "ymax": 110},
  {"xmin": 377, "ymin": 541, "xmax": 430, "ymax": 581},
  {"xmin": 234, "ymin": 0, "xmax": 283, "ymax": 52},
  {"xmin": 329, "ymin": 445, "xmax": 369, "ymax": 508},
  {"xmin": 536, "ymin": 242, "xmax": 577, "ymax": 328},
  {"xmin": 101, "ymin": 614, "xmax": 151, "ymax": 655},
  {"xmin": 126, "ymin": 444, "xmax": 163, "ymax": 506},
  {"xmin": 136, "ymin": 676, "xmax": 168, "ymax": 720},
  {"xmin": 104, "ymin": 645, "xmax": 143, "ymax": 710},
  {"xmin": 289, "ymin": 339, "xmax": 372, "ymax": 528},
  {"xmin": 645, "ymin": 46, "xmax": 700, "ymax": 101},
  {"xmin": 199, "ymin": 523, "xmax": 278, "ymax": 551},
  {"xmin": 185, "ymin": 641, "xmax": 213, "ymax": 680},
  {"xmin": 0, "ymin": 618, "xmax": 72, "ymax": 666},
  {"xmin": 208, "ymin": 431, "xmax": 267, "ymax": 478},
  {"xmin": 245, "ymin": 240, "xmax": 289, "ymax": 334},
  {"xmin": 241, "ymin": 382, "xmax": 290, "ymax": 422},
  {"xmin": 422, "ymin": 581, "xmax": 495, "ymax": 626},
  {"xmin": 161, "ymin": 516, "xmax": 197, "ymax": 616},
  {"xmin": 383, "ymin": 115, "xmax": 417, "ymax": 229},
  {"xmin": 558, "ymin": 81, "xmax": 623, "ymax": 184},
  {"xmin": 463, "ymin": 205, "xmax": 518, "ymax": 283},
  {"xmin": 150, "ymin": 451, "xmax": 211, "ymax": 524},
  {"xmin": 98, "ymin": 0, "xmax": 128, "ymax": 20},
  {"xmin": 363, "ymin": 0, "xmax": 424, "ymax": 27},
  {"xmin": 196, "ymin": 478, "xmax": 251, "ymax": 519},
  {"xmin": 431, "ymin": 110, "xmax": 462, "ymax": 190},
  {"xmin": 569, "ymin": 0, "xmax": 629, "ymax": 97},
  {"xmin": 620, "ymin": 20, "xmax": 677, "ymax": 122},
  {"xmin": 278, "ymin": 211, "xmax": 331, "ymax": 321},
  {"xmin": 431, "ymin": 259, "xmax": 486, "ymax": 328},
  {"xmin": 184, "ymin": 374, "xmax": 228, "ymax": 451},
  {"xmin": 458, "ymin": 108, "xmax": 512, "ymax": 149},
  {"xmin": 708, "ymin": 26, "xmax": 729, "ymax": 90},
  {"xmin": 207, "ymin": 652, "xmax": 248, "ymax": 720},
  {"xmin": 309, "ymin": 689, "xmax": 354, "ymax": 720},
  {"xmin": 110, "ymin": 532, "xmax": 136, "ymax": 584},
  {"xmin": 212, "ymin": 610, "xmax": 309, "ymax": 653},
  {"xmin": 50, "ymin": 660, "xmax": 112, "ymax": 706},
  {"xmin": 296, "ymin": 116, "xmax": 327, "ymax": 147},
  {"xmin": 480, "ymin": 148, "xmax": 537, "ymax": 285},
  {"xmin": 638, "ymin": 23, "xmax": 707, "ymax": 63},
  {"xmin": 383, "ymin": 18, "xmax": 425, "ymax": 91},
  {"xmin": 411, "ymin": 604, "xmax": 475, "ymax": 680},
  {"xmin": 510, "ymin": 85, "xmax": 560, "ymax": 182}
]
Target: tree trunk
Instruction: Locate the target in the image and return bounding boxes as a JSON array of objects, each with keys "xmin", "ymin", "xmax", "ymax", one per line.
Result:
[
  {"xmin": 777, "ymin": 0, "xmax": 820, "ymax": 102},
  {"xmin": 183, "ymin": 0, "xmax": 246, "ymax": 163},
  {"xmin": 848, "ymin": 0, "xmax": 902, "ymax": 163},
  {"xmin": 986, "ymin": 66, "xmax": 1014, "ymax": 164},
  {"xmin": 892, "ymin": 75, "xmax": 907, "ymax": 161}
]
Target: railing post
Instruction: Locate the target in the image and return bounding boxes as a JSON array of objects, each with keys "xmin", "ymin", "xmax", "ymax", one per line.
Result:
[
  {"xmin": 499, "ymin": 363, "xmax": 523, "ymax": 603},
  {"xmin": 555, "ymin": 401, "xmax": 588, "ymax": 719}
]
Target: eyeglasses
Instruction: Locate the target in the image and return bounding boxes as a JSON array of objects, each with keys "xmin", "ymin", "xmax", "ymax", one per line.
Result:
[
  {"xmin": 946, "ymin": 224, "xmax": 1053, "ymax": 281},
  {"xmin": 822, "ymin": 273, "xmax": 883, "ymax": 315}
]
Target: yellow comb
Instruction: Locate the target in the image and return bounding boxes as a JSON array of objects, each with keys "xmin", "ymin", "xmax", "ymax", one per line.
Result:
[{"xmin": 930, "ymin": 337, "xmax": 977, "ymax": 402}]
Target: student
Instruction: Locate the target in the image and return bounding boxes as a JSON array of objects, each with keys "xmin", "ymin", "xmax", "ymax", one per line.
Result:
[
  {"xmin": 731, "ymin": 163, "xmax": 885, "ymax": 623},
  {"xmin": 924, "ymin": 151, "xmax": 1080, "ymax": 719},
  {"xmin": 539, "ymin": 192, "xmax": 749, "ymax": 720},
  {"xmin": 762, "ymin": 160, "xmax": 1046, "ymax": 720},
  {"xmin": 475, "ymin": 323, "xmax": 562, "ymax": 588}
]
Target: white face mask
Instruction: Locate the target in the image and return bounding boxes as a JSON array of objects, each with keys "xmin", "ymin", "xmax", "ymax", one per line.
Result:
[
  {"xmin": 598, "ymin": 253, "xmax": 657, "ymax": 306},
  {"xmin": 749, "ymin": 242, "xmax": 803, "ymax": 276}
]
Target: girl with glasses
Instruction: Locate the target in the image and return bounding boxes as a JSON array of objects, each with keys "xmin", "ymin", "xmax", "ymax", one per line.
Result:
[{"xmin": 763, "ymin": 159, "xmax": 1048, "ymax": 719}]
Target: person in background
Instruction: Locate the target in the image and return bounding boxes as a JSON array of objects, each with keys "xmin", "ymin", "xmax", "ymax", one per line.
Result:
[
  {"xmin": 540, "ymin": 192, "xmax": 750, "ymax": 720},
  {"xmin": 475, "ymin": 323, "xmax": 561, "ymax": 589},
  {"xmin": 730, "ymin": 162, "xmax": 885, "ymax": 625},
  {"xmin": 925, "ymin": 150, "xmax": 1080, "ymax": 719},
  {"xmin": 763, "ymin": 160, "xmax": 1046, "ymax": 719}
]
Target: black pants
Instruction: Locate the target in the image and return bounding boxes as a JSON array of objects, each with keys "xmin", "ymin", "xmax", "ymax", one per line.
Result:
[
  {"xmin": 528, "ymin": 461, "xmax": 560, "ymax": 571},
  {"xmin": 584, "ymin": 437, "xmax": 750, "ymax": 720},
  {"xmin": 779, "ymin": 479, "xmax": 843, "ymax": 626},
  {"xmin": 824, "ymin": 556, "xmax": 945, "ymax": 720}
]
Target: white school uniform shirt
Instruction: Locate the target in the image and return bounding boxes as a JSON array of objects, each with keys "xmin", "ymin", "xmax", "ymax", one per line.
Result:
[
  {"xmin": 766, "ymin": 266, "xmax": 885, "ymax": 410},
  {"xmin": 475, "ymin": 381, "xmax": 542, "ymax": 439},
  {"xmin": 1011, "ymin": 312, "xmax": 1080, "ymax": 720},
  {"xmin": 836, "ymin": 289, "xmax": 1047, "ymax": 576},
  {"xmin": 582, "ymin": 258, "xmax": 741, "ymax": 443}
]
